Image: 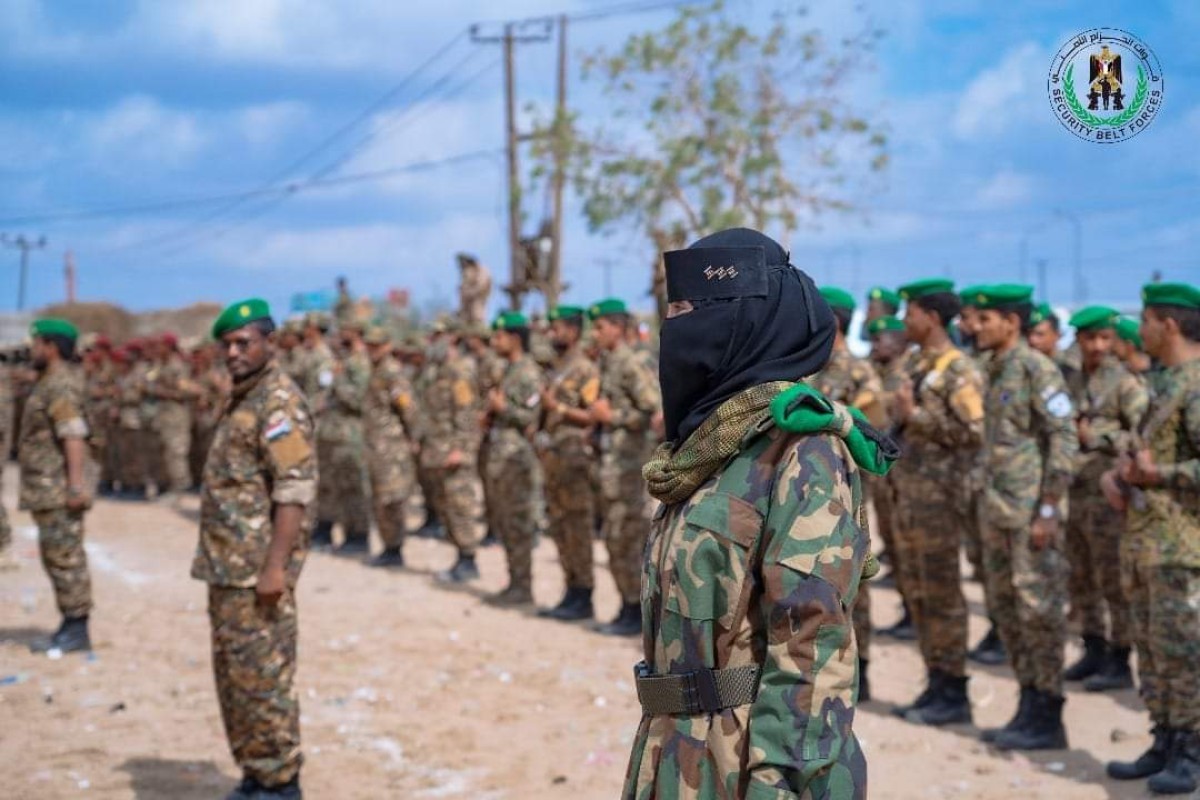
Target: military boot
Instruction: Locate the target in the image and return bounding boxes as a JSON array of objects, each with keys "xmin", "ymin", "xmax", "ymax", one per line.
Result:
[
  {"xmin": 1147, "ymin": 730, "xmax": 1200, "ymax": 795},
  {"xmin": 486, "ymin": 584, "xmax": 533, "ymax": 607},
  {"xmin": 334, "ymin": 534, "xmax": 369, "ymax": 557},
  {"xmin": 907, "ymin": 674, "xmax": 971, "ymax": 726},
  {"xmin": 32, "ymin": 616, "xmax": 92, "ymax": 654},
  {"xmin": 537, "ymin": 588, "xmax": 573, "ymax": 618},
  {"xmin": 595, "ymin": 602, "xmax": 641, "ymax": 637},
  {"xmin": 480, "ymin": 528, "xmax": 499, "ymax": 547},
  {"xmin": 310, "ymin": 520, "xmax": 334, "ymax": 551},
  {"xmin": 994, "ymin": 691, "xmax": 1068, "ymax": 751},
  {"xmin": 1063, "ymin": 634, "xmax": 1107, "ymax": 681},
  {"xmin": 1083, "ymin": 645, "xmax": 1134, "ymax": 692},
  {"xmin": 368, "ymin": 547, "xmax": 404, "ymax": 569},
  {"xmin": 252, "ymin": 777, "xmax": 303, "ymax": 799},
  {"xmin": 858, "ymin": 657, "xmax": 871, "ymax": 702},
  {"xmin": 981, "ymin": 685, "xmax": 1035, "ymax": 743},
  {"xmin": 1107, "ymin": 725, "xmax": 1172, "ymax": 780},
  {"xmin": 415, "ymin": 512, "xmax": 444, "ymax": 539},
  {"xmin": 435, "ymin": 555, "xmax": 479, "ymax": 584},
  {"xmin": 880, "ymin": 604, "xmax": 916, "ymax": 640},
  {"xmin": 550, "ymin": 587, "xmax": 594, "ymax": 622},
  {"xmin": 893, "ymin": 670, "xmax": 944, "ymax": 718},
  {"xmin": 225, "ymin": 776, "xmax": 259, "ymax": 800},
  {"xmin": 968, "ymin": 624, "xmax": 1007, "ymax": 666}
]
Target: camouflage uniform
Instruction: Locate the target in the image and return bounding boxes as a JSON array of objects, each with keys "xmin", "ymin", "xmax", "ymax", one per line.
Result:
[
  {"xmin": 598, "ymin": 343, "xmax": 661, "ymax": 606},
  {"xmin": 625, "ymin": 405, "xmax": 869, "ymax": 799},
  {"xmin": 363, "ymin": 355, "xmax": 419, "ymax": 550},
  {"xmin": 980, "ymin": 341, "xmax": 1078, "ymax": 695},
  {"xmin": 85, "ymin": 360, "xmax": 117, "ymax": 490},
  {"xmin": 1123, "ymin": 358, "xmax": 1200, "ymax": 732},
  {"xmin": 191, "ymin": 361, "xmax": 228, "ymax": 489},
  {"xmin": 18, "ymin": 362, "xmax": 93, "ymax": 618},
  {"xmin": 191, "ymin": 361, "xmax": 316, "ymax": 789},
  {"xmin": 892, "ymin": 344, "xmax": 984, "ymax": 677},
  {"xmin": 116, "ymin": 363, "xmax": 149, "ymax": 492},
  {"xmin": 868, "ymin": 357, "xmax": 907, "ymax": 566},
  {"xmin": 1066, "ymin": 355, "xmax": 1147, "ymax": 649},
  {"xmin": 485, "ymin": 353, "xmax": 543, "ymax": 592},
  {"xmin": 139, "ymin": 360, "xmax": 166, "ymax": 489},
  {"xmin": 0, "ymin": 367, "xmax": 13, "ymax": 556},
  {"xmin": 474, "ymin": 346, "xmax": 506, "ymax": 538},
  {"xmin": 539, "ymin": 346, "xmax": 601, "ymax": 591},
  {"xmin": 809, "ymin": 346, "xmax": 883, "ymax": 663},
  {"xmin": 151, "ymin": 352, "xmax": 195, "ymax": 493},
  {"xmin": 419, "ymin": 350, "xmax": 484, "ymax": 556},
  {"xmin": 315, "ymin": 351, "xmax": 371, "ymax": 537}
]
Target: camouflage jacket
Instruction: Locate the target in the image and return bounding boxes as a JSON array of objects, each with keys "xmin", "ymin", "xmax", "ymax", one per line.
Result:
[
  {"xmin": 490, "ymin": 353, "xmax": 542, "ymax": 460},
  {"xmin": 1126, "ymin": 357, "xmax": 1200, "ymax": 568},
  {"xmin": 300, "ymin": 340, "xmax": 336, "ymax": 416},
  {"xmin": 191, "ymin": 362, "xmax": 316, "ymax": 587},
  {"xmin": 0, "ymin": 366, "xmax": 13, "ymax": 456},
  {"xmin": 115, "ymin": 367, "xmax": 144, "ymax": 430},
  {"xmin": 474, "ymin": 349, "xmax": 506, "ymax": 398},
  {"xmin": 149, "ymin": 354, "xmax": 196, "ymax": 418},
  {"xmin": 278, "ymin": 346, "xmax": 306, "ymax": 389},
  {"xmin": 318, "ymin": 350, "xmax": 369, "ymax": 444},
  {"xmin": 18, "ymin": 362, "xmax": 90, "ymax": 512},
  {"xmin": 363, "ymin": 355, "xmax": 418, "ymax": 452},
  {"xmin": 542, "ymin": 346, "xmax": 600, "ymax": 443},
  {"xmin": 191, "ymin": 363, "xmax": 229, "ymax": 431},
  {"xmin": 982, "ymin": 342, "xmax": 1079, "ymax": 530},
  {"xmin": 625, "ymin": 423, "xmax": 867, "ymax": 799},
  {"xmin": 809, "ymin": 346, "xmax": 886, "ymax": 427},
  {"xmin": 897, "ymin": 344, "xmax": 985, "ymax": 479},
  {"xmin": 419, "ymin": 352, "xmax": 482, "ymax": 468},
  {"xmin": 599, "ymin": 343, "xmax": 660, "ymax": 455},
  {"xmin": 1067, "ymin": 355, "xmax": 1147, "ymax": 469}
]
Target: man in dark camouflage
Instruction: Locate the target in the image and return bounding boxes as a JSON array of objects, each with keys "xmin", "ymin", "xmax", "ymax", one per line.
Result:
[
  {"xmin": 589, "ymin": 299, "xmax": 661, "ymax": 636},
  {"xmin": 483, "ymin": 312, "xmax": 544, "ymax": 606},
  {"xmin": 1103, "ymin": 282, "xmax": 1200, "ymax": 795},
  {"xmin": 537, "ymin": 305, "xmax": 601, "ymax": 621},
  {"xmin": 20, "ymin": 318, "xmax": 94, "ymax": 654},
  {"xmin": 889, "ymin": 280, "xmax": 985, "ymax": 726},
  {"xmin": 865, "ymin": 314, "xmax": 907, "ymax": 586},
  {"xmin": 1061, "ymin": 306, "xmax": 1147, "ymax": 692},
  {"xmin": 193, "ymin": 299, "xmax": 315, "ymax": 800},
  {"xmin": 316, "ymin": 322, "xmax": 371, "ymax": 553},
  {"xmin": 973, "ymin": 284, "xmax": 1078, "ymax": 751},
  {"xmin": 625, "ymin": 229, "xmax": 896, "ymax": 800}
]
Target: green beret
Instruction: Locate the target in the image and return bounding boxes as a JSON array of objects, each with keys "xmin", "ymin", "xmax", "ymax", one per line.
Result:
[
  {"xmin": 363, "ymin": 325, "xmax": 392, "ymax": 346},
  {"xmin": 30, "ymin": 318, "xmax": 79, "ymax": 342},
  {"xmin": 1069, "ymin": 305, "xmax": 1120, "ymax": 332},
  {"xmin": 867, "ymin": 316, "xmax": 905, "ymax": 336},
  {"xmin": 958, "ymin": 284, "xmax": 989, "ymax": 307},
  {"xmin": 1029, "ymin": 302, "xmax": 1056, "ymax": 326},
  {"xmin": 971, "ymin": 284, "xmax": 1034, "ymax": 311},
  {"xmin": 898, "ymin": 278, "xmax": 955, "ymax": 301},
  {"xmin": 588, "ymin": 298, "xmax": 628, "ymax": 320},
  {"xmin": 819, "ymin": 286, "xmax": 856, "ymax": 312},
  {"xmin": 549, "ymin": 304, "xmax": 586, "ymax": 322},
  {"xmin": 492, "ymin": 311, "xmax": 529, "ymax": 331},
  {"xmin": 1142, "ymin": 282, "xmax": 1200, "ymax": 310},
  {"xmin": 212, "ymin": 298, "xmax": 272, "ymax": 339},
  {"xmin": 867, "ymin": 287, "xmax": 901, "ymax": 309},
  {"xmin": 1115, "ymin": 317, "xmax": 1143, "ymax": 348}
]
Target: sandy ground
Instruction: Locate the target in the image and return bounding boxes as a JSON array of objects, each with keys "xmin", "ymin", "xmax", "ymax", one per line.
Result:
[{"xmin": 0, "ymin": 476, "xmax": 1162, "ymax": 800}]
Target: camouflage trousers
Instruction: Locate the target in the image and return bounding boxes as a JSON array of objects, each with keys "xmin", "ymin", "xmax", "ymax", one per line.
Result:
[
  {"xmin": 542, "ymin": 437, "xmax": 596, "ymax": 590},
  {"xmin": 981, "ymin": 520, "xmax": 1068, "ymax": 695},
  {"xmin": 316, "ymin": 438, "xmax": 371, "ymax": 535},
  {"xmin": 893, "ymin": 477, "xmax": 970, "ymax": 676},
  {"xmin": 0, "ymin": 463, "xmax": 10, "ymax": 552},
  {"xmin": 853, "ymin": 585, "xmax": 871, "ymax": 663},
  {"xmin": 427, "ymin": 464, "xmax": 484, "ymax": 558},
  {"xmin": 157, "ymin": 405, "xmax": 193, "ymax": 493},
  {"xmin": 367, "ymin": 441, "xmax": 416, "ymax": 550},
  {"xmin": 479, "ymin": 436, "xmax": 500, "ymax": 537},
  {"xmin": 866, "ymin": 472, "xmax": 898, "ymax": 576},
  {"xmin": 116, "ymin": 427, "xmax": 149, "ymax": 490},
  {"xmin": 143, "ymin": 423, "xmax": 166, "ymax": 489},
  {"xmin": 1067, "ymin": 483, "xmax": 1130, "ymax": 647},
  {"xmin": 486, "ymin": 433, "xmax": 538, "ymax": 592},
  {"xmin": 33, "ymin": 508, "xmax": 92, "ymax": 619},
  {"xmin": 208, "ymin": 586, "xmax": 302, "ymax": 787},
  {"xmin": 599, "ymin": 450, "xmax": 653, "ymax": 605},
  {"xmin": 1124, "ymin": 562, "xmax": 1200, "ymax": 731}
]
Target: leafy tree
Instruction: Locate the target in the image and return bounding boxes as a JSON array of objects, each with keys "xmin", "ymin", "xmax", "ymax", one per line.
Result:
[{"xmin": 531, "ymin": 1, "xmax": 887, "ymax": 317}]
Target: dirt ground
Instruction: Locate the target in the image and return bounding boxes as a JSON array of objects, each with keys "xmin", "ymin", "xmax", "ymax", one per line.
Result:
[{"xmin": 0, "ymin": 478, "xmax": 1159, "ymax": 800}]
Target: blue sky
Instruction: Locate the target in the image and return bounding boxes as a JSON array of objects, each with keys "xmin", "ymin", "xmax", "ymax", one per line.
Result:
[{"xmin": 1, "ymin": 0, "xmax": 1196, "ymax": 319}]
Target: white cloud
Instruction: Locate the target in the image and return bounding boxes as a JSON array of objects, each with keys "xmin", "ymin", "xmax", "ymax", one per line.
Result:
[
  {"xmin": 237, "ymin": 102, "xmax": 310, "ymax": 147},
  {"xmin": 89, "ymin": 96, "xmax": 207, "ymax": 167},
  {"xmin": 973, "ymin": 168, "xmax": 1034, "ymax": 208},
  {"xmin": 951, "ymin": 41, "xmax": 1045, "ymax": 138}
]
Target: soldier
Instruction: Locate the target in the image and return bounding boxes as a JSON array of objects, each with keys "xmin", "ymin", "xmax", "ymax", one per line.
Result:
[
  {"xmin": 191, "ymin": 343, "xmax": 230, "ymax": 490},
  {"xmin": 625, "ymin": 229, "xmax": 896, "ymax": 799},
  {"xmin": 192, "ymin": 299, "xmax": 314, "ymax": 800},
  {"xmin": 20, "ymin": 318, "xmax": 94, "ymax": 654},
  {"xmin": 482, "ymin": 313, "xmax": 543, "ymax": 606},
  {"xmin": 465, "ymin": 324, "xmax": 506, "ymax": 546},
  {"xmin": 809, "ymin": 286, "xmax": 884, "ymax": 698},
  {"xmin": 149, "ymin": 333, "xmax": 198, "ymax": 497},
  {"xmin": 864, "ymin": 286, "xmax": 902, "ymax": 340},
  {"xmin": 1061, "ymin": 306, "xmax": 1147, "ymax": 692},
  {"xmin": 276, "ymin": 320, "xmax": 306, "ymax": 388},
  {"xmin": 84, "ymin": 337, "xmax": 117, "ymax": 497},
  {"xmin": 889, "ymin": 279, "xmax": 985, "ymax": 726},
  {"xmin": 1115, "ymin": 316, "xmax": 1154, "ymax": 378},
  {"xmin": 0, "ymin": 360, "xmax": 14, "ymax": 570},
  {"xmin": 333, "ymin": 276, "xmax": 355, "ymax": 327},
  {"xmin": 362, "ymin": 325, "xmax": 419, "ymax": 568},
  {"xmin": 456, "ymin": 253, "xmax": 492, "ymax": 327},
  {"xmin": 973, "ymin": 284, "xmax": 1078, "ymax": 751},
  {"xmin": 864, "ymin": 316, "xmax": 907, "ymax": 592},
  {"xmin": 138, "ymin": 339, "xmax": 167, "ymax": 493},
  {"xmin": 419, "ymin": 329, "xmax": 485, "ymax": 582},
  {"xmin": 588, "ymin": 298, "xmax": 661, "ymax": 637},
  {"xmin": 115, "ymin": 342, "xmax": 150, "ymax": 499},
  {"xmin": 300, "ymin": 313, "xmax": 336, "ymax": 549},
  {"xmin": 317, "ymin": 323, "xmax": 372, "ymax": 554},
  {"xmin": 537, "ymin": 305, "xmax": 601, "ymax": 621},
  {"xmin": 1103, "ymin": 282, "xmax": 1200, "ymax": 794},
  {"xmin": 1029, "ymin": 302, "xmax": 1082, "ymax": 374}
]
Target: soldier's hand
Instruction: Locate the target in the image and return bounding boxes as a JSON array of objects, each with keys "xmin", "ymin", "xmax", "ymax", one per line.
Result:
[
  {"xmin": 1129, "ymin": 448, "xmax": 1162, "ymax": 486},
  {"xmin": 256, "ymin": 566, "xmax": 286, "ymax": 607},
  {"xmin": 590, "ymin": 397, "xmax": 613, "ymax": 425},
  {"xmin": 1076, "ymin": 417, "xmax": 1092, "ymax": 448},
  {"xmin": 892, "ymin": 380, "xmax": 915, "ymax": 422},
  {"xmin": 65, "ymin": 490, "xmax": 91, "ymax": 513},
  {"xmin": 540, "ymin": 387, "xmax": 558, "ymax": 413},
  {"xmin": 1100, "ymin": 469, "xmax": 1127, "ymax": 512},
  {"xmin": 1030, "ymin": 515, "xmax": 1058, "ymax": 550},
  {"xmin": 488, "ymin": 388, "xmax": 506, "ymax": 413}
]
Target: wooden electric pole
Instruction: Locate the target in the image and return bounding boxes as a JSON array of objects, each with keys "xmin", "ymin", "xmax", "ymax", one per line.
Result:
[{"xmin": 1, "ymin": 233, "xmax": 47, "ymax": 311}]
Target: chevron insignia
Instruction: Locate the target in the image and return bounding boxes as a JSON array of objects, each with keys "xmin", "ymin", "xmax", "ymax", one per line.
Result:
[{"xmin": 704, "ymin": 265, "xmax": 739, "ymax": 281}]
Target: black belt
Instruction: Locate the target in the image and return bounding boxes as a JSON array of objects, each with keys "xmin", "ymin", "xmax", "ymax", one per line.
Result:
[{"xmin": 634, "ymin": 661, "xmax": 760, "ymax": 716}]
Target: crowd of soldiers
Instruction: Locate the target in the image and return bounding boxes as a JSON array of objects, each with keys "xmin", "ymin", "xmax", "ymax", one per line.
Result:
[{"xmin": 3, "ymin": 271, "xmax": 1198, "ymax": 798}]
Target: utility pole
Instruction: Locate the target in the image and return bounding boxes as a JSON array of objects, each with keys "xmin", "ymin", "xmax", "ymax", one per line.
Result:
[
  {"xmin": 1, "ymin": 233, "xmax": 47, "ymax": 311},
  {"xmin": 1054, "ymin": 209, "xmax": 1084, "ymax": 305},
  {"xmin": 546, "ymin": 14, "xmax": 568, "ymax": 310},
  {"xmin": 471, "ymin": 19, "xmax": 552, "ymax": 311},
  {"xmin": 64, "ymin": 250, "xmax": 77, "ymax": 304}
]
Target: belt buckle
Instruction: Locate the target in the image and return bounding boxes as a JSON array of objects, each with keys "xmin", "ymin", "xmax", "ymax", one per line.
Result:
[{"xmin": 682, "ymin": 669, "xmax": 722, "ymax": 715}]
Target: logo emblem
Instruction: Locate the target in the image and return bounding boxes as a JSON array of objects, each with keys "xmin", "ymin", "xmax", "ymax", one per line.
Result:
[
  {"xmin": 1048, "ymin": 28, "xmax": 1163, "ymax": 143},
  {"xmin": 704, "ymin": 265, "xmax": 739, "ymax": 281}
]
